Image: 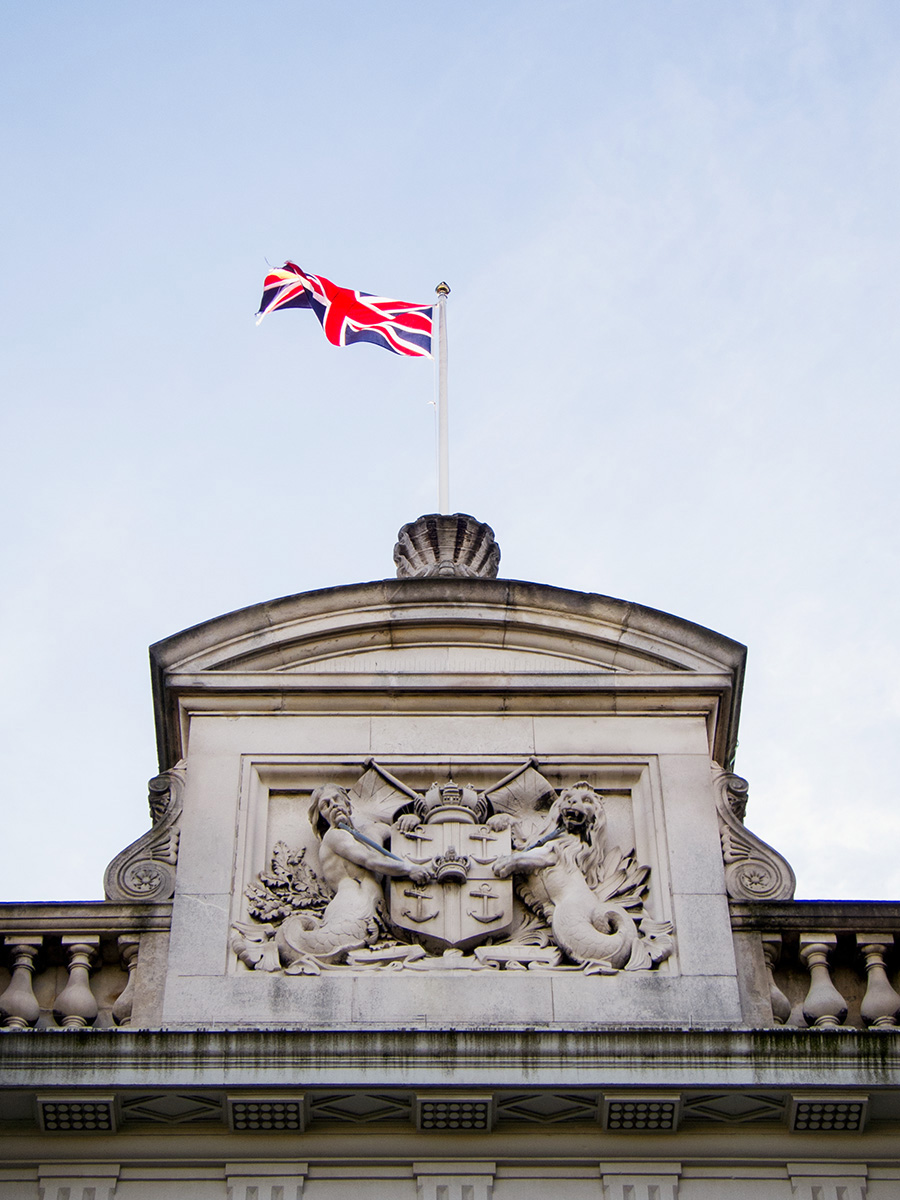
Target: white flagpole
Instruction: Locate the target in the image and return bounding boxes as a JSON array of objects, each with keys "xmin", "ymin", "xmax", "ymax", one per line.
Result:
[{"xmin": 435, "ymin": 282, "xmax": 450, "ymax": 514}]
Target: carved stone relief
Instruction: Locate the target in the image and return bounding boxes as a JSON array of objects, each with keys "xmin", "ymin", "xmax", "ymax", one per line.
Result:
[
  {"xmin": 104, "ymin": 761, "xmax": 185, "ymax": 902},
  {"xmin": 231, "ymin": 760, "xmax": 673, "ymax": 976},
  {"xmin": 712, "ymin": 764, "xmax": 795, "ymax": 901},
  {"xmin": 393, "ymin": 512, "xmax": 500, "ymax": 578}
]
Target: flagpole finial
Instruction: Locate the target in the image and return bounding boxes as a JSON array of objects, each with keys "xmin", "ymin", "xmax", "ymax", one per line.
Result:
[{"xmin": 435, "ymin": 281, "xmax": 451, "ymax": 296}]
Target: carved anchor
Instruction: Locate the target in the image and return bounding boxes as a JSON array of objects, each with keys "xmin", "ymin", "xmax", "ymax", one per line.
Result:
[
  {"xmin": 402, "ymin": 887, "xmax": 439, "ymax": 923},
  {"xmin": 468, "ymin": 827, "xmax": 500, "ymax": 864},
  {"xmin": 403, "ymin": 829, "xmax": 436, "ymax": 865},
  {"xmin": 467, "ymin": 882, "xmax": 505, "ymax": 924}
]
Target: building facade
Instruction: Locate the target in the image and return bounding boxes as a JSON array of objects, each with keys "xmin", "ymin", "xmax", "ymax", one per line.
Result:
[{"xmin": 2, "ymin": 515, "xmax": 899, "ymax": 1200}]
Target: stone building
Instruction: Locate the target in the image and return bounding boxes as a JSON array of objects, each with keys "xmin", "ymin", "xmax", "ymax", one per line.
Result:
[{"xmin": 1, "ymin": 514, "xmax": 899, "ymax": 1200}]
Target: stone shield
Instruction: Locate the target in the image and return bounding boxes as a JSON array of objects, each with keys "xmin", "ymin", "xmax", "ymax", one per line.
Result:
[{"xmin": 390, "ymin": 822, "xmax": 513, "ymax": 950}]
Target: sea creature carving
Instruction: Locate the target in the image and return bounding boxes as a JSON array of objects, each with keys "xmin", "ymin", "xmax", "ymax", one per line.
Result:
[
  {"xmin": 492, "ymin": 783, "xmax": 673, "ymax": 973},
  {"xmin": 232, "ymin": 759, "xmax": 674, "ymax": 976},
  {"xmin": 232, "ymin": 776, "xmax": 430, "ymax": 974}
]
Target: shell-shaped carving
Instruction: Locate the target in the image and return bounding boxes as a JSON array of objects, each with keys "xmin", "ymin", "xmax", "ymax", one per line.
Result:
[
  {"xmin": 394, "ymin": 513, "xmax": 500, "ymax": 579},
  {"xmin": 712, "ymin": 765, "xmax": 796, "ymax": 901},
  {"xmin": 104, "ymin": 761, "xmax": 186, "ymax": 902}
]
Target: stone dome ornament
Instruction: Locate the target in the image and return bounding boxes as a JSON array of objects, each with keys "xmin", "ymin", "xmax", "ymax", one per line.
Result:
[{"xmin": 394, "ymin": 513, "xmax": 500, "ymax": 579}]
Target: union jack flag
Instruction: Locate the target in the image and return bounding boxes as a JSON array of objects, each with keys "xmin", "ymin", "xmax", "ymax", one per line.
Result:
[{"xmin": 256, "ymin": 262, "xmax": 433, "ymax": 358}]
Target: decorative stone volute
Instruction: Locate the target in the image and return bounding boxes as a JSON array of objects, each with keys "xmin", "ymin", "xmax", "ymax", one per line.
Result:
[
  {"xmin": 104, "ymin": 760, "xmax": 186, "ymax": 902},
  {"xmin": 712, "ymin": 764, "xmax": 796, "ymax": 901},
  {"xmin": 394, "ymin": 514, "xmax": 500, "ymax": 579}
]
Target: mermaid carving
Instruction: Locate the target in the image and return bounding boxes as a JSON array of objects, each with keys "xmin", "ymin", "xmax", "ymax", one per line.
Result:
[
  {"xmin": 233, "ymin": 772, "xmax": 431, "ymax": 973},
  {"xmin": 234, "ymin": 763, "xmax": 674, "ymax": 974},
  {"xmin": 274, "ymin": 783, "xmax": 429, "ymax": 968},
  {"xmin": 492, "ymin": 783, "xmax": 673, "ymax": 973}
]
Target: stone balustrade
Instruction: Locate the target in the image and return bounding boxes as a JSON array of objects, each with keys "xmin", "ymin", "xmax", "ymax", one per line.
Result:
[
  {"xmin": 731, "ymin": 900, "xmax": 900, "ymax": 1028},
  {"xmin": 0, "ymin": 902, "xmax": 170, "ymax": 1030},
  {"xmin": 4, "ymin": 898, "xmax": 898, "ymax": 1032}
]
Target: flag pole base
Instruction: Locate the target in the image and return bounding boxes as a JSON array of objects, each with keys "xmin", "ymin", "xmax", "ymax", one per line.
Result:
[{"xmin": 394, "ymin": 514, "xmax": 500, "ymax": 579}]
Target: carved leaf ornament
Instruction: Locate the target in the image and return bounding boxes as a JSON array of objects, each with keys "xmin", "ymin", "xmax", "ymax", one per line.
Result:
[{"xmin": 244, "ymin": 843, "xmax": 332, "ymax": 922}]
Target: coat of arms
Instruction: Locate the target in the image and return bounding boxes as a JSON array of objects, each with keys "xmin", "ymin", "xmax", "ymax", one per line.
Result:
[
  {"xmin": 233, "ymin": 760, "xmax": 674, "ymax": 976},
  {"xmin": 389, "ymin": 782, "xmax": 513, "ymax": 949}
]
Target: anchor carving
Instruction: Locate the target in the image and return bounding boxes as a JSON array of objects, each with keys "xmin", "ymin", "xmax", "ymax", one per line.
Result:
[
  {"xmin": 467, "ymin": 881, "xmax": 505, "ymax": 924},
  {"xmin": 402, "ymin": 886, "xmax": 439, "ymax": 923},
  {"xmin": 402, "ymin": 827, "xmax": 436, "ymax": 864},
  {"xmin": 390, "ymin": 795, "xmax": 514, "ymax": 948},
  {"xmin": 468, "ymin": 827, "xmax": 500, "ymax": 864}
]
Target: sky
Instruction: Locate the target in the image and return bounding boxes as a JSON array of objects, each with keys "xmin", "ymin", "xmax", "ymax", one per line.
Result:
[{"xmin": 1, "ymin": 2, "xmax": 899, "ymax": 903}]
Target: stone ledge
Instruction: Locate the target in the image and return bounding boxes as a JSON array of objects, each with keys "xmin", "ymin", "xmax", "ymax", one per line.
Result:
[
  {"xmin": 1, "ymin": 1027, "xmax": 898, "ymax": 1090},
  {"xmin": 730, "ymin": 901, "xmax": 900, "ymax": 932},
  {"xmin": 0, "ymin": 901, "xmax": 173, "ymax": 935}
]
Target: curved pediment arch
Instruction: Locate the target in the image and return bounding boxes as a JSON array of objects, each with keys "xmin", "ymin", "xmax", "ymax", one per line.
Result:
[{"xmin": 150, "ymin": 578, "xmax": 746, "ymax": 769}]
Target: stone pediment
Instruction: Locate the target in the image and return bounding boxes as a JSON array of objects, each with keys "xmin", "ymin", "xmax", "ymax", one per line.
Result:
[
  {"xmin": 153, "ymin": 578, "xmax": 744, "ymax": 678},
  {"xmin": 150, "ymin": 578, "xmax": 746, "ymax": 768}
]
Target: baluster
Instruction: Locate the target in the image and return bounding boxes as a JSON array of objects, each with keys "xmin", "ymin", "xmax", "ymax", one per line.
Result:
[
  {"xmin": 0, "ymin": 937, "xmax": 42, "ymax": 1028},
  {"xmin": 761, "ymin": 934, "xmax": 792, "ymax": 1025},
  {"xmin": 53, "ymin": 937, "xmax": 100, "ymax": 1028},
  {"xmin": 857, "ymin": 933, "xmax": 900, "ymax": 1028},
  {"xmin": 786, "ymin": 998, "xmax": 808, "ymax": 1027},
  {"xmin": 112, "ymin": 937, "xmax": 140, "ymax": 1027},
  {"xmin": 799, "ymin": 933, "xmax": 847, "ymax": 1027}
]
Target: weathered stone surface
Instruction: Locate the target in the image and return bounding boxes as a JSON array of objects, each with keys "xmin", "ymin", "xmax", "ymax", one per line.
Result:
[
  {"xmin": 394, "ymin": 514, "xmax": 500, "ymax": 579},
  {"xmin": 104, "ymin": 763, "xmax": 185, "ymax": 903},
  {"xmin": 2, "ymin": 526, "xmax": 896, "ymax": 1196}
]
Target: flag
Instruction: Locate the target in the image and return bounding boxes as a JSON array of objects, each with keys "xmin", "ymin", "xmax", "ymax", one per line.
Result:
[{"xmin": 256, "ymin": 262, "xmax": 433, "ymax": 358}]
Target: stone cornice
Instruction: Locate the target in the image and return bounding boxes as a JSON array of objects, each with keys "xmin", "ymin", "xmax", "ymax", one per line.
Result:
[
  {"xmin": 150, "ymin": 578, "xmax": 746, "ymax": 770},
  {"xmin": 0, "ymin": 902, "xmax": 172, "ymax": 936},
  {"xmin": 730, "ymin": 900, "xmax": 900, "ymax": 933},
  {"xmin": 1, "ymin": 1027, "xmax": 898, "ymax": 1090}
]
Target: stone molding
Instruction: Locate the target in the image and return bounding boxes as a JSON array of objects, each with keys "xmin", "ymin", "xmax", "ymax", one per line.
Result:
[
  {"xmin": 3, "ymin": 1028, "xmax": 898, "ymax": 1091},
  {"xmin": 414, "ymin": 1161, "xmax": 495, "ymax": 1200},
  {"xmin": 787, "ymin": 1163, "xmax": 868, "ymax": 1200},
  {"xmin": 6, "ymin": 1082, "xmax": 893, "ymax": 1136},
  {"xmin": 149, "ymin": 579, "xmax": 746, "ymax": 770},
  {"xmin": 37, "ymin": 1164, "xmax": 119, "ymax": 1200},
  {"xmin": 225, "ymin": 1162, "xmax": 308, "ymax": 1200},
  {"xmin": 713, "ymin": 765, "xmax": 796, "ymax": 901},
  {"xmin": 729, "ymin": 899, "xmax": 900, "ymax": 932},
  {"xmin": 103, "ymin": 762, "xmax": 185, "ymax": 903},
  {"xmin": 0, "ymin": 901, "xmax": 172, "ymax": 935},
  {"xmin": 600, "ymin": 1163, "xmax": 681, "ymax": 1200}
]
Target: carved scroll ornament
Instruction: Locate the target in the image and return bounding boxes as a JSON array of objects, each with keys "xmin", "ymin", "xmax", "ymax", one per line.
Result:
[
  {"xmin": 103, "ymin": 761, "xmax": 185, "ymax": 902},
  {"xmin": 231, "ymin": 760, "xmax": 674, "ymax": 977},
  {"xmin": 712, "ymin": 764, "xmax": 795, "ymax": 901}
]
